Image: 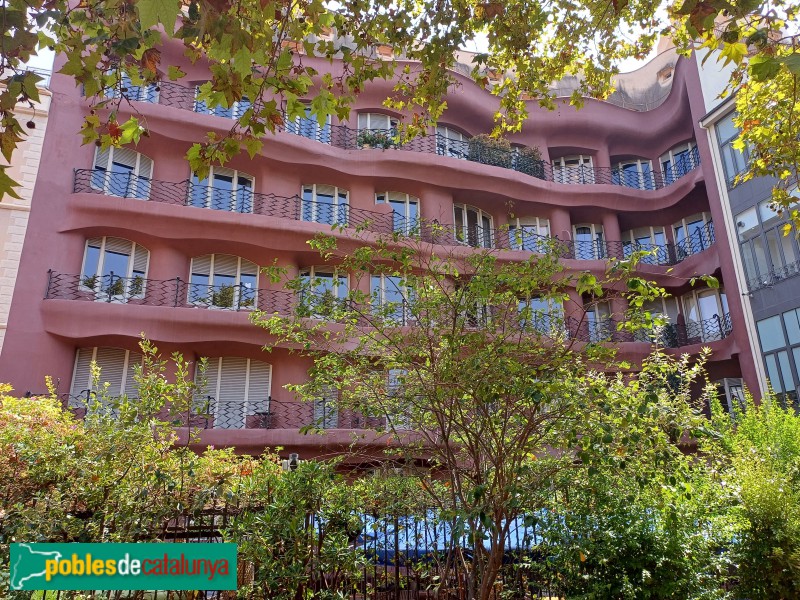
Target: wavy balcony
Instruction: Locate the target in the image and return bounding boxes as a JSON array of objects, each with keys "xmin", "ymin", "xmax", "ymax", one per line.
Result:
[
  {"xmin": 44, "ymin": 271, "xmax": 733, "ymax": 354},
  {"xmin": 107, "ymin": 82, "xmax": 701, "ymax": 189},
  {"xmin": 72, "ymin": 170, "xmax": 715, "ymax": 264}
]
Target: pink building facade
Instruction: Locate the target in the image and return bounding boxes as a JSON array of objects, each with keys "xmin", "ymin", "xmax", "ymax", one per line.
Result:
[{"xmin": 0, "ymin": 42, "xmax": 759, "ymax": 457}]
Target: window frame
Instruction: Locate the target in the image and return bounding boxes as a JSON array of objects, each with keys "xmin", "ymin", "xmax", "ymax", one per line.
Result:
[
  {"xmin": 286, "ymin": 103, "xmax": 332, "ymax": 144},
  {"xmin": 552, "ymin": 154, "xmax": 594, "ymax": 184},
  {"xmin": 194, "ymin": 87, "xmax": 252, "ymax": 120},
  {"xmin": 199, "ymin": 357, "xmax": 272, "ymax": 430},
  {"xmin": 376, "ymin": 191, "xmax": 420, "ymax": 235},
  {"xmin": 299, "ymin": 266, "xmax": 350, "ymax": 318},
  {"xmin": 188, "ymin": 166, "xmax": 255, "ymax": 213},
  {"xmin": 80, "ymin": 236, "xmax": 149, "ymax": 301},
  {"xmin": 435, "ymin": 125, "xmax": 469, "ymax": 159},
  {"xmin": 188, "ymin": 254, "xmax": 259, "ymax": 310},
  {"xmin": 69, "ymin": 346, "xmax": 144, "ymax": 409},
  {"xmin": 509, "ymin": 216, "xmax": 550, "ymax": 252},
  {"xmin": 660, "ymin": 141, "xmax": 698, "ymax": 184},
  {"xmin": 572, "ymin": 223, "xmax": 605, "ymax": 260},
  {"xmin": 91, "ymin": 147, "xmax": 153, "ymax": 199},
  {"xmin": 612, "ymin": 158, "xmax": 655, "ymax": 190},
  {"xmin": 453, "ymin": 203, "xmax": 494, "ymax": 248},
  {"xmin": 301, "ymin": 184, "xmax": 350, "ymax": 226}
]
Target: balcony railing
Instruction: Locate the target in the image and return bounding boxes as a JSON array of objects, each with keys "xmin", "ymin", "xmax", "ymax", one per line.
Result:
[
  {"xmin": 44, "ymin": 271, "xmax": 297, "ymax": 312},
  {"xmin": 45, "ymin": 271, "xmax": 733, "ymax": 351},
  {"xmin": 108, "ymin": 80, "xmax": 701, "ymax": 189},
  {"xmin": 746, "ymin": 259, "xmax": 800, "ymax": 293}
]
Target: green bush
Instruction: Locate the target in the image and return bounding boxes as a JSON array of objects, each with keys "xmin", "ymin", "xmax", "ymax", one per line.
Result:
[{"xmin": 467, "ymin": 133, "xmax": 512, "ymax": 168}]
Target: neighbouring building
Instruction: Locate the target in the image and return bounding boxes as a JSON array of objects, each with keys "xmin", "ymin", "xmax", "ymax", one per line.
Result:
[
  {"xmin": 0, "ymin": 40, "xmax": 760, "ymax": 459},
  {"xmin": 697, "ymin": 49, "xmax": 798, "ymax": 406},
  {"xmin": 0, "ymin": 69, "xmax": 51, "ymax": 355}
]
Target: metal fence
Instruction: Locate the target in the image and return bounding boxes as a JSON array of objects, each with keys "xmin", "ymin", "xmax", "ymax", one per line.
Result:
[{"xmin": 102, "ymin": 80, "xmax": 700, "ymax": 189}]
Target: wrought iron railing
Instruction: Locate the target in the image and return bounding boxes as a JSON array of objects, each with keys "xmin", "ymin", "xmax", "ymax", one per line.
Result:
[
  {"xmin": 746, "ymin": 259, "xmax": 800, "ymax": 293},
  {"xmin": 72, "ymin": 170, "xmax": 715, "ymax": 264},
  {"xmin": 44, "ymin": 271, "xmax": 297, "ymax": 312},
  {"xmin": 108, "ymin": 80, "xmax": 701, "ymax": 188},
  {"xmin": 45, "ymin": 271, "xmax": 733, "ymax": 352}
]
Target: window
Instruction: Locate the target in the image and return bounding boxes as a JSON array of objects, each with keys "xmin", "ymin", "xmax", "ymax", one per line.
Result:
[
  {"xmin": 189, "ymin": 254, "xmax": 259, "ymax": 310},
  {"xmin": 286, "ymin": 104, "xmax": 331, "ymax": 144},
  {"xmin": 737, "ymin": 201, "xmax": 800, "ymax": 291},
  {"xmin": 313, "ymin": 385, "xmax": 339, "ymax": 429},
  {"xmin": 518, "ymin": 296, "xmax": 564, "ymax": 335},
  {"xmin": 716, "ymin": 378, "xmax": 746, "ymax": 413},
  {"xmin": 188, "ymin": 167, "xmax": 254, "ymax": 212},
  {"xmin": 509, "ymin": 217, "xmax": 550, "ymax": 253},
  {"xmin": 716, "ymin": 111, "xmax": 749, "ymax": 186},
  {"xmin": 358, "ymin": 113, "xmax": 398, "ymax": 131},
  {"xmin": 612, "ymin": 159, "xmax": 655, "ymax": 190},
  {"xmin": 70, "ymin": 347, "xmax": 144, "ymax": 408},
  {"xmin": 764, "ymin": 351, "xmax": 798, "ymax": 407},
  {"xmin": 301, "ymin": 184, "xmax": 349, "ymax": 226},
  {"xmin": 673, "ymin": 213, "xmax": 714, "ymax": 259},
  {"xmin": 682, "ymin": 289, "xmax": 730, "ymax": 342},
  {"xmin": 754, "ymin": 311, "xmax": 800, "ymax": 408},
  {"xmin": 385, "ymin": 369, "xmax": 411, "ymax": 430},
  {"xmin": 584, "ymin": 301, "xmax": 613, "ymax": 342},
  {"xmin": 376, "ymin": 191, "xmax": 419, "ymax": 235},
  {"xmin": 105, "ymin": 69, "xmax": 159, "ymax": 103},
  {"xmin": 194, "ymin": 88, "xmax": 251, "ymax": 120},
  {"xmin": 453, "ymin": 204, "xmax": 493, "ymax": 248},
  {"xmin": 198, "ymin": 357, "xmax": 272, "ymax": 429},
  {"xmin": 758, "ymin": 315, "xmax": 786, "ymax": 352},
  {"xmin": 371, "ymin": 274, "xmax": 411, "ymax": 324},
  {"xmin": 622, "ymin": 227, "xmax": 668, "ymax": 265},
  {"xmin": 299, "ymin": 267, "xmax": 349, "ymax": 317},
  {"xmin": 552, "ymin": 155, "xmax": 594, "ymax": 184},
  {"xmin": 81, "ymin": 237, "xmax": 149, "ymax": 301},
  {"xmin": 572, "ymin": 224, "xmax": 605, "ymax": 260},
  {"xmin": 660, "ymin": 141, "xmax": 699, "ymax": 184},
  {"xmin": 91, "ymin": 147, "xmax": 153, "ymax": 199},
  {"xmin": 436, "ymin": 126, "xmax": 469, "ymax": 159}
]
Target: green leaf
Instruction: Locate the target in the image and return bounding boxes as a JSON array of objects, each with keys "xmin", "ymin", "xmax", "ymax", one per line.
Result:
[
  {"xmin": 0, "ymin": 167, "xmax": 22, "ymax": 200},
  {"xmin": 167, "ymin": 66, "xmax": 186, "ymax": 81},
  {"xmin": 750, "ymin": 55, "xmax": 781, "ymax": 82},
  {"xmin": 782, "ymin": 53, "xmax": 800, "ymax": 76},
  {"xmin": 136, "ymin": 0, "xmax": 180, "ymax": 33}
]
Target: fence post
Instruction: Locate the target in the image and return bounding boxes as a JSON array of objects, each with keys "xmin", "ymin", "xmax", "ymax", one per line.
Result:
[
  {"xmin": 174, "ymin": 277, "xmax": 182, "ymax": 307},
  {"xmin": 44, "ymin": 269, "xmax": 53, "ymax": 299}
]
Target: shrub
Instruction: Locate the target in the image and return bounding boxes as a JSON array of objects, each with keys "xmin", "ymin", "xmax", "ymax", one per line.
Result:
[{"xmin": 467, "ymin": 133, "xmax": 512, "ymax": 168}]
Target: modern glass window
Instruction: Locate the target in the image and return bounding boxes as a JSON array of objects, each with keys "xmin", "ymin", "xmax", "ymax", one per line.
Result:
[
  {"xmin": 436, "ymin": 126, "xmax": 469, "ymax": 159},
  {"xmin": 81, "ymin": 237, "xmax": 149, "ymax": 300},
  {"xmin": 754, "ymin": 311, "xmax": 800, "ymax": 407},
  {"xmin": 91, "ymin": 147, "xmax": 153, "ymax": 199},
  {"xmin": 376, "ymin": 191, "xmax": 419, "ymax": 235},
  {"xmin": 371, "ymin": 274, "xmax": 410, "ymax": 324},
  {"xmin": 194, "ymin": 88, "xmax": 251, "ymax": 120},
  {"xmin": 682, "ymin": 289, "xmax": 730, "ymax": 342},
  {"xmin": 105, "ymin": 70, "xmax": 159, "ymax": 103},
  {"xmin": 299, "ymin": 267, "xmax": 348, "ymax": 317},
  {"xmin": 622, "ymin": 227, "xmax": 668, "ymax": 265},
  {"xmin": 189, "ymin": 167, "xmax": 254, "ymax": 212},
  {"xmin": 198, "ymin": 357, "xmax": 272, "ymax": 429},
  {"xmin": 736, "ymin": 200, "xmax": 800, "ymax": 291},
  {"xmin": 453, "ymin": 204, "xmax": 493, "ymax": 248},
  {"xmin": 758, "ymin": 315, "xmax": 786, "ymax": 352},
  {"xmin": 612, "ymin": 159, "xmax": 655, "ymax": 190},
  {"xmin": 509, "ymin": 217, "xmax": 550, "ymax": 253},
  {"xmin": 301, "ymin": 184, "xmax": 349, "ymax": 226},
  {"xmin": 716, "ymin": 111, "xmax": 749, "ymax": 186},
  {"xmin": 189, "ymin": 254, "xmax": 258, "ymax": 309},
  {"xmin": 286, "ymin": 103, "xmax": 332, "ymax": 144},
  {"xmin": 673, "ymin": 212, "xmax": 714, "ymax": 258},
  {"xmin": 572, "ymin": 224, "xmax": 605, "ymax": 260},
  {"xmin": 552, "ymin": 155, "xmax": 594, "ymax": 184},
  {"xmin": 70, "ymin": 347, "xmax": 144, "ymax": 407},
  {"xmin": 660, "ymin": 141, "xmax": 699, "ymax": 184}
]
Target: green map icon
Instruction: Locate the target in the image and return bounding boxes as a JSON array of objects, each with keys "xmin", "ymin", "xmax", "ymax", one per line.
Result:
[{"xmin": 10, "ymin": 543, "xmax": 63, "ymax": 590}]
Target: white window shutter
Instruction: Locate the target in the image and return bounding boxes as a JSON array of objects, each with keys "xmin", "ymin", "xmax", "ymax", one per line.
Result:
[
  {"xmin": 132, "ymin": 244, "xmax": 149, "ymax": 275},
  {"xmin": 247, "ymin": 361, "xmax": 271, "ymax": 414},
  {"xmin": 93, "ymin": 147, "xmax": 111, "ymax": 170},
  {"xmin": 123, "ymin": 351, "xmax": 144, "ymax": 398},
  {"xmin": 214, "ymin": 254, "xmax": 239, "ymax": 277},
  {"xmin": 104, "ymin": 237, "xmax": 133, "ymax": 255},
  {"xmin": 195, "ymin": 357, "xmax": 220, "ymax": 405},
  {"xmin": 70, "ymin": 348, "xmax": 95, "ymax": 398},
  {"xmin": 191, "ymin": 255, "xmax": 212, "ymax": 276},
  {"xmin": 94, "ymin": 347, "xmax": 127, "ymax": 396},
  {"xmin": 240, "ymin": 258, "xmax": 258, "ymax": 277},
  {"xmin": 214, "ymin": 166, "xmax": 235, "ymax": 180},
  {"xmin": 138, "ymin": 155, "xmax": 153, "ymax": 179},
  {"xmin": 216, "ymin": 357, "xmax": 248, "ymax": 429},
  {"xmin": 113, "ymin": 148, "xmax": 138, "ymax": 168}
]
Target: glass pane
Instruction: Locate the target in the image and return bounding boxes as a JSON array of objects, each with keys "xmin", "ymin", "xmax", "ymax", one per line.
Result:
[
  {"xmin": 766, "ymin": 228, "xmax": 787, "ymax": 270},
  {"xmin": 717, "ymin": 112, "xmax": 739, "ymax": 142},
  {"xmin": 102, "ymin": 249, "xmax": 130, "ymax": 278},
  {"xmin": 736, "ymin": 207, "xmax": 759, "ymax": 241},
  {"xmin": 757, "ymin": 315, "xmax": 786, "ymax": 352},
  {"xmin": 759, "ymin": 199, "xmax": 781, "ymax": 226},
  {"xmin": 778, "ymin": 351, "xmax": 795, "ymax": 392},
  {"xmin": 189, "ymin": 175, "xmax": 208, "ymax": 208},
  {"xmin": 83, "ymin": 244, "xmax": 101, "ymax": 279},
  {"xmin": 785, "ymin": 309, "xmax": 800, "ymax": 345},
  {"xmin": 752, "ymin": 237, "xmax": 770, "ymax": 278},
  {"xmin": 765, "ymin": 354, "xmax": 783, "ymax": 393}
]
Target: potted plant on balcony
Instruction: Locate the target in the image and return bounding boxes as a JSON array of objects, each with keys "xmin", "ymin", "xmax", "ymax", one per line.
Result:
[
  {"xmin": 129, "ymin": 275, "xmax": 144, "ymax": 297},
  {"xmin": 357, "ymin": 129, "xmax": 394, "ymax": 149},
  {"xmin": 515, "ymin": 145, "xmax": 545, "ymax": 179},
  {"xmin": 81, "ymin": 274, "xmax": 98, "ymax": 290},
  {"xmin": 468, "ymin": 133, "xmax": 512, "ymax": 168},
  {"xmin": 106, "ymin": 277, "xmax": 125, "ymax": 297},
  {"xmin": 212, "ymin": 284, "xmax": 235, "ymax": 309}
]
